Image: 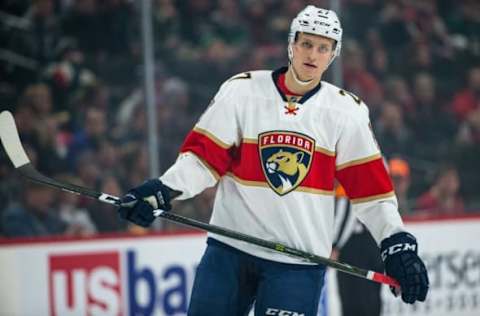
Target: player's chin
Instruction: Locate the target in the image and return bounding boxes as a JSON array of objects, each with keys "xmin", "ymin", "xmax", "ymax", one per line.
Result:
[
  {"xmin": 299, "ymin": 72, "xmax": 318, "ymax": 82},
  {"xmin": 301, "ymin": 66, "xmax": 321, "ymax": 79}
]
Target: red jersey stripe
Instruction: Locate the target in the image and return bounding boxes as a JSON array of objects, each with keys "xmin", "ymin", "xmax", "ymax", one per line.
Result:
[
  {"xmin": 192, "ymin": 127, "xmax": 230, "ymax": 149},
  {"xmin": 335, "ymin": 157, "xmax": 394, "ymax": 201},
  {"xmin": 231, "ymin": 142, "xmax": 336, "ymax": 191},
  {"xmin": 181, "ymin": 132, "xmax": 337, "ymax": 192},
  {"xmin": 180, "ymin": 130, "xmax": 233, "ymax": 176}
]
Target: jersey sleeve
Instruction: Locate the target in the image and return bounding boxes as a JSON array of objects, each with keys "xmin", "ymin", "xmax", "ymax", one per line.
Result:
[
  {"xmin": 160, "ymin": 80, "xmax": 241, "ymax": 199},
  {"xmin": 335, "ymin": 105, "xmax": 404, "ymax": 244}
]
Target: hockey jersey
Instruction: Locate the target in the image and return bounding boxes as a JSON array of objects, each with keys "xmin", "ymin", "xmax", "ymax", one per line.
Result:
[{"xmin": 160, "ymin": 67, "xmax": 404, "ymax": 264}]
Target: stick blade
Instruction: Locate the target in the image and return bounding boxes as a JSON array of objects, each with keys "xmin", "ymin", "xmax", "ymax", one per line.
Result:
[
  {"xmin": 0, "ymin": 110, "xmax": 31, "ymax": 168},
  {"xmin": 367, "ymin": 270, "xmax": 400, "ymax": 287}
]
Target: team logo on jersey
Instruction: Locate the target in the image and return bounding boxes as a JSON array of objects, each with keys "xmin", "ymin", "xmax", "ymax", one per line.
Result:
[{"xmin": 259, "ymin": 131, "xmax": 315, "ymax": 195}]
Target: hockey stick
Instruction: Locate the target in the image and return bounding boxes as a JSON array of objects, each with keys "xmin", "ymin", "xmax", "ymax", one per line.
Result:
[{"xmin": 0, "ymin": 110, "xmax": 399, "ymax": 288}]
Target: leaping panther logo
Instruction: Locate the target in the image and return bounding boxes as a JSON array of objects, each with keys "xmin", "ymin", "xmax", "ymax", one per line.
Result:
[
  {"xmin": 266, "ymin": 150, "xmax": 307, "ymax": 194},
  {"xmin": 259, "ymin": 131, "xmax": 315, "ymax": 195}
]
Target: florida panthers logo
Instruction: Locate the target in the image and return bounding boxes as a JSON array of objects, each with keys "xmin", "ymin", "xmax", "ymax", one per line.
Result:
[
  {"xmin": 259, "ymin": 131, "xmax": 315, "ymax": 195},
  {"xmin": 266, "ymin": 150, "xmax": 307, "ymax": 192}
]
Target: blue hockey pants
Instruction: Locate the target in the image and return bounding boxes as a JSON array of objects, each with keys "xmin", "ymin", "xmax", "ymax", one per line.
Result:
[{"xmin": 188, "ymin": 238, "xmax": 326, "ymax": 316}]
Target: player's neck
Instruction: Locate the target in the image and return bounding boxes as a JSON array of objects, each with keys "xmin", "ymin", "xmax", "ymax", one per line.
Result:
[{"xmin": 285, "ymin": 66, "xmax": 321, "ymax": 95}]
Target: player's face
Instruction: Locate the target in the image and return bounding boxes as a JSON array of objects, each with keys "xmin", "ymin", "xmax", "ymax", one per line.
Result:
[{"xmin": 292, "ymin": 33, "xmax": 335, "ymax": 81}]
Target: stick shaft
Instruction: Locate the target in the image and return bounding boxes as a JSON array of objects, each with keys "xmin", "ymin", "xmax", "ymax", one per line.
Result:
[
  {"xmin": 16, "ymin": 163, "xmax": 399, "ymax": 287},
  {"xmin": 0, "ymin": 110, "xmax": 399, "ymax": 287}
]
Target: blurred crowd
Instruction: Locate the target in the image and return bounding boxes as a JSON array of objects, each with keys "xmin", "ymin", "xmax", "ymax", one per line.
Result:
[{"xmin": 0, "ymin": 0, "xmax": 479, "ymax": 238}]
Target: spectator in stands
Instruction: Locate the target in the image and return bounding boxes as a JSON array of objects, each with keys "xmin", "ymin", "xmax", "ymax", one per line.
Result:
[
  {"xmin": 384, "ymin": 76, "xmax": 415, "ymax": 113},
  {"xmin": 378, "ymin": 0, "xmax": 414, "ymax": 63},
  {"xmin": 0, "ymin": 153, "xmax": 22, "ymax": 225},
  {"xmin": 18, "ymin": 83, "xmax": 53, "ymax": 118},
  {"xmin": 244, "ymin": 0, "xmax": 269, "ymax": 44},
  {"xmin": 415, "ymin": 165, "xmax": 465, "ymax": 216},
  {"xmin": 74, "ymin": 150, "xmax": 100, "ymax": 190},
  {"xmin": 211, "ymin": 0, "xmax": 249, "ymax": 47},
  {"xmin": 15, "ymin": 84, "xmax": 68, "ymax": 174},
  {"xmin": 25, "ymin": 0, "xmax": 61, "ymax": 65},
  {"xmin": 389, "ymin": 158, "xmax": 412, "ymax": 214},
  {"xmin": 57, "ymin": 175, "xmax": 97, "ymax": 236},
  {"xmin": 177, "ymin": 0, "xmax": 216, "ymax": 47},
  {"xmin": 14, "ymin": 101, "xmax": 38, "ymax": 145},
  {"xmin": 404, "ymin": 42, "xmax": 435, "ymax": 78},
  {"xmin": 158, "ymin": 78, "xmax": 195, "ymax": 167},
  {"xmin": 453, "ymin": 107, "xmax": 480, "ymax": 207},
  {"xmin": 32, "ymin": 113, "xmax": 68, "ymax": 174},
  {"xmin": 61, "ymin": 0, "xmax": 103, "ymax": 58},
  {"xmin": 97, "ymin": 139, "xmax": 122, "ymax": 174},
  {"xmin": 344, "ymin": 0, "xmax": 378, "ymax": 42},
  {"xmin": 409, "ymin": 72, "xmax": 456, "ymax": 160},
  {"xmin": 1, "ymin": 181, "xmax": 65, "ymax": 237},
  {"xmin": 256, "ymin": 1, "xmax": 289, "ymax": 45},
  {"xmin": 451, "ymin": 66, "xmax": 480, "ymax": 122},
  {"xmin": 343, "ymin": 40, "xmax": 383, "ymax": 110},
  {"xmin": 456, "ymin": 107, "xmax": 480, "ymax": 146},
  {"xmin": 43, "ymin": 40, "xmax": 97, "ymax": 114},
  {"xmin": 406, "ymin": 1, "xmax": 452, "ymax": 57},
  {"xmin": 119, "ymin": 103, "xmax": 148, "ymax": 145},
  {"xmin": 125, "ymin": 145, "xmax": 150, "ymax": 189},
  {"xmin": 0, "ymin": 144, "xmax": 39, "ymax": 231},
  {"xmin": 152, "ymin": 0, "xmax": 183, "ymax": 64},
  {"xmin": 446, "ymin": 0, "xmax": 480, "ymax": 64},
  {"xmin": 369, "ymin": 46, "xmax": 390, "ymax": 82},
  {"xmin": 88, "ymin": 174, "xmax": 127, "ymax": 233},
  {"xmin": 67, "ymin": 107, "xmax": 107, "ymax": 167},
  {"xmin": 374, "ymin": 101, "xmax": 412, "ymax": 159},
  {"xmin": 96, "ymin": 0, "xmax": 134, "ymax": 57}
]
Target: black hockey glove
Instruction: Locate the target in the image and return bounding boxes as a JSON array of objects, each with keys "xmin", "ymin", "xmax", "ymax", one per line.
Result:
[
  {"xmin": 380, "ymin": 232, "xmax": 429, "ymax": 304},
  {"xmin": 118, "ymin": 179, "xmax": 172, "ymax": 227}
]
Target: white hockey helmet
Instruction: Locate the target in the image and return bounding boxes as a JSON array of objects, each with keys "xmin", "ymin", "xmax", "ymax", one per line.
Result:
[{"xmin": 288, "ymin": 5, "xmax": 343, "ymax": 64}]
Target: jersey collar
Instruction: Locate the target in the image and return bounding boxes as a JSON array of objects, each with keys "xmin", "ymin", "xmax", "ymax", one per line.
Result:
[{"xmin": 271, "ymin": 66, "xmax": 322, "ymax": 104}]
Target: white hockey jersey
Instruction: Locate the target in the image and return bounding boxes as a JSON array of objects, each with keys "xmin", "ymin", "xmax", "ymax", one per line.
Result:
[{"xmin": 160, "ymin": 67, "xmax": 404, "ymax": 264}]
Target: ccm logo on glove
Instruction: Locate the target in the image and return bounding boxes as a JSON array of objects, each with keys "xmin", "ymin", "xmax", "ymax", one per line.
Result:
[
  {"xmin": 380, "ymin": 232, "xmax": 429, "ymax": 304},
  {"xmin": 266, "ymin": 307, "xmax": 304, "ymax": 316},
  {"xmin": 381, "ymin": 242, "xmax": 417, "ymax": 260}
]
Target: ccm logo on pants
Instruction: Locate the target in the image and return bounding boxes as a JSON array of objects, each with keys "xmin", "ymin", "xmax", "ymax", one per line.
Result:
[{"xmin": 266, "ymin": 308, "xmax": 305, "ymax": 316}]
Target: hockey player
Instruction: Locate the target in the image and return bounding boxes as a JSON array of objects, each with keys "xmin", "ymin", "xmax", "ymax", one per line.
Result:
[{"xmin": 118, "ymin": 5, "xmax": 429, "ymax": 315}]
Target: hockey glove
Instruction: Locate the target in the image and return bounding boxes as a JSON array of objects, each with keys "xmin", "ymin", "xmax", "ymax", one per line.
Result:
[
  {"xmin": 118, "ymin": 179, "xmax": 172, "ymax": 227},
  {"xmin": 380, "ymin": 232, "xmax": 429, "ymax": 304}
]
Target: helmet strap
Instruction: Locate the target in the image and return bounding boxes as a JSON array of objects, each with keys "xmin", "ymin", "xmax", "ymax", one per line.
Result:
[
  {"xmin": 291, "ymin": 64, "xmax": 314, "ymax": 86},
  {"xmin": 288, "ymin": 43, "xmax": 315, "ymax": 86}
]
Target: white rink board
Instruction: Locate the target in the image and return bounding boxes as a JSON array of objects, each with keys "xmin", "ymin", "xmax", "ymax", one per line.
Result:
[
  {"xmin": 1, "ymin": 217, "xmax": 480, "ymax": 316},
  {"xmin": 381, "ymin": 217, "xmax": 480, "ymax": 316},
  {"xmin": 0, "ymin": 232, "xmax": 206, "ymax": 316}
]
